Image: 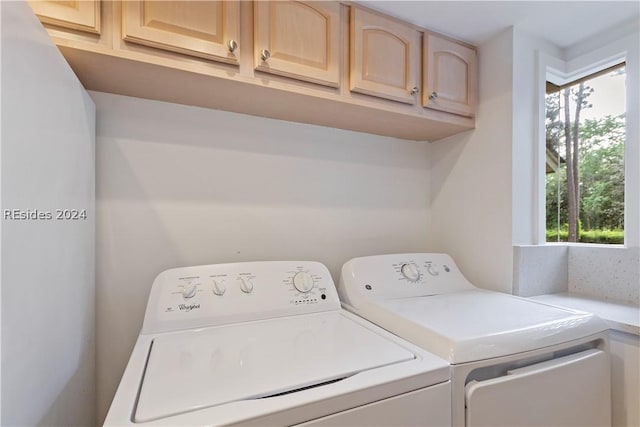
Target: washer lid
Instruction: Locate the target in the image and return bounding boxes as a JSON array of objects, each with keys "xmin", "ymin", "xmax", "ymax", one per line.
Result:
[
  {"xmin": 372, "ymin": 289, "xmax": 608, "ymax": 364},
  {"xmin": 134, "ymin": 311, "xmax": 415, "ymax": 422}
]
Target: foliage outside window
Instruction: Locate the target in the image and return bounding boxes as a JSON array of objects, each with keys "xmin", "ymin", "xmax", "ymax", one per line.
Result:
[{"xmin": 545, "ymin": 65, "xmax": 626, "ymax": 244}]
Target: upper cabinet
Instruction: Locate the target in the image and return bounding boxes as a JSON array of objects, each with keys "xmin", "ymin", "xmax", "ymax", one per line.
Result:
[
  {"xmin": 254, "ymin": 1, "xmax": 341, "ymax": 87},
  {"xmin": 28, "ymin": 0, "xmax": 101, "ymax": 34},
  {"xmin": 122, "ymin": 1, "xmax": 240, "ymax": 64},
  {"xmin": 423, "ymin": 33, "xmax": 477, "ymax": 117},
  {"xmin": 30, "ymin": 1, "xmax": 478, "ymax": 141},
  {"xmin": 350, "ymin": 7, "xmax": 420, "ymax": 104}
]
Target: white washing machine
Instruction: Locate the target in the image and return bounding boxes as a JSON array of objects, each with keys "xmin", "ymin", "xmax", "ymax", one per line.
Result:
[
  {"xmin": 338, "ymin": 253, "xmax": 612, "ymax": 427},
  {"xmin": 105, "ymin": 261, "xmax": 451, "ymax": 426}
]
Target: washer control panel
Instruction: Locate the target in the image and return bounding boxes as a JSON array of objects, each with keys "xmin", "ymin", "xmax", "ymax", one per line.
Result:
[
  {"xmin": 339, "ymin": 253, "xmax": 476, "ymax": 302},
  {"xmin": 142, "ymin": 261, "xmax": 340, "ymax": 334}
]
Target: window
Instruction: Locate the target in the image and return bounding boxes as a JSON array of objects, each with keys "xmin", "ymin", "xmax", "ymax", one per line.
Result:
[{"xmin": 545, "ymin": 63, "xmax": 626, "ymax": 244}]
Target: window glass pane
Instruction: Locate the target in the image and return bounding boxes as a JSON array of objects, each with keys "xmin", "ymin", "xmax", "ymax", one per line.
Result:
[{"xmin": 545, "ymin": 66, "xmax": 626, "ymax": 244}]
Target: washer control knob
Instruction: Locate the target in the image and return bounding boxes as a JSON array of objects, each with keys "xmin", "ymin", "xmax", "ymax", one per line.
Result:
[
  {"xmin": 427, "ymin": 264, "xmax": 440, "ymax": 276},
  {"xmin": 400, "ymin": 263, "xmax": 420, "ymax": 282},
  {"xmin": 212, "ymin": 279, "xmax": 226, "ymax": 296},
  {"xmin": 293, "ymin": 272, "xmax": 314, "ymax": 293},
  {"xmin": 239, "ymin": 277, "xmax": 254, "ymax": 293},
  {"xmin": 182, "ymin": 281, "xmax": 197, "ymax": 298}
]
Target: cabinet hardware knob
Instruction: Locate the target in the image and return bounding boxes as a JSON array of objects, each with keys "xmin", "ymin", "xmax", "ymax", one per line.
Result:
[
  {"xmin": 260, "ymin": 49, "xmax": 271, "ymax": 61},
  {"xmin": 410, "ymin": 86, "xmax": 420, "ymax": 96},
  {"xmin": 227, "ymin": 39, "xmax": 238, "ymax": 53},
  {"xmin": 429, "ymin": 91, "xmax": 438, "ymax": 100}
]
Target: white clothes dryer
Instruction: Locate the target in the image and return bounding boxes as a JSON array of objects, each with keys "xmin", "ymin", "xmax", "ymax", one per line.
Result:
[
  {"xmin": 338, "ymin": 253, "xmax": 612, "ymax": 427},
  {"xmin": 105, "ymin": 261, "xmax": 451, "ymax": 426}
]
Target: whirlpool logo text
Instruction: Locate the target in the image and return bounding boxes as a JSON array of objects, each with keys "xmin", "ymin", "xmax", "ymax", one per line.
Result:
[{"xmin": 178, "ymin": 303, "xmax": 200, "ymax": 312}]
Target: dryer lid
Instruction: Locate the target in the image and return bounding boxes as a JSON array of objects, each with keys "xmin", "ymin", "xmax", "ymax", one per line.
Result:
[
  {"xmin": 372, "ymin": 289, "xmax": 608, "ymax": 363},
  {"xmin": 134, "ymin": 311, "xmax": 415, "ymax": 422}
]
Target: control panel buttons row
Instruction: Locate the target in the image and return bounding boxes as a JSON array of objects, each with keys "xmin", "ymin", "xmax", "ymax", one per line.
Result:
[
  {"xmin": 181, "ymin": 278, "xmax": 255, "ymax": 299},
  {"xmin": 150, "ymin": 262, "xmax": 339, "ymax": 332},
  {"xmin": 399, "ymin": 262, "xmax": 445, "ymax": 282},
  {"xmin": 177, "ymin": 269, "xmax": 324, "ymax": 301}
]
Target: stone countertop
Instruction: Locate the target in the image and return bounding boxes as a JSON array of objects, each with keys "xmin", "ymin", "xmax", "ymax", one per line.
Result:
[{"xmin": 529, "ymin": 292, "xmax": 640, "ymax": 336}]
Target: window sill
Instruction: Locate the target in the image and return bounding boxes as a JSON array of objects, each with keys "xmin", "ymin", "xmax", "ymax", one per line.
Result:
[
  {"xmin": 542, "ymin": 242, "xmax": 627, "ymax": 249},
  {"xmin": 529, "ymin": 292, "xmax": 640, "ymax": 336}
]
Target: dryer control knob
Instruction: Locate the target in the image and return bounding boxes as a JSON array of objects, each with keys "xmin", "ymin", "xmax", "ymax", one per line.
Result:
[
  {"xmin": 212, "ymin": 280, "xmax": 226, "ymax": 296},
  {"xmin": 293, "ymin": 272, "xmax": 314, "ymax": 293},
  {"xmin": 427, "ymin": 264, "xmax": 440, "ymax": 276},
  {"xmin": 239, "ymin": 277, "xmax": 254, "ymax": 294},
  {"xmin": 400, "ymin": 263, "xmax": 421, "ymax": 282},
  {"xmin": 182, "ymin": 281, "xmax": 197, "ymax": 298}
]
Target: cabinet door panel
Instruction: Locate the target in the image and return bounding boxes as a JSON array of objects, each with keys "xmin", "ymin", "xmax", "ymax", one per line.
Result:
[
  {"xmin": 424, "ymin": 34, "xmax": 477, "ymax": 116},
  {"xmin": 254, "ymin": 1, "xmax": 340, "ymax": 87},
  {"xmin": 350, "ymin": 7, "xmax": 420, "ymax": 104},
  {"xmin": 123, "ymin": 1, "xmax": 239, "ymax": 64},
  {"xmin": 28, "ymin": 0, "xmax": 100, "ymax": 34}
]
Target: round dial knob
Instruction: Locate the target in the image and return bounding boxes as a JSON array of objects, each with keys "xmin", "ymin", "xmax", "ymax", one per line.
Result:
[
  {"xmin": 293, "ymin": 272, "xmax": 314, "ymax": 293},
  {"xmin": 400, "ymin": 263, "xmax": 420, "ymax": 282},
  {"xmin": 212, "ymin": 279, "xmax": 226, "ymax": 296},
  {"xmin": 239, "ymin": 277, "xmax": 254, "ymax": 293},
  {"xmin": 182, "ymin": 281, "xmax": 197, "ymax": 298},
  {"xmin": 427, "ymin": 264, "xmax": 440, "ymax": 276}
]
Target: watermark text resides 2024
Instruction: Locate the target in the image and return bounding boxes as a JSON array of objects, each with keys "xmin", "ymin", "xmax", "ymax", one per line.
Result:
[{"xmin": 3, "ymin": 209, "xmax": 88, "ymax": 221}]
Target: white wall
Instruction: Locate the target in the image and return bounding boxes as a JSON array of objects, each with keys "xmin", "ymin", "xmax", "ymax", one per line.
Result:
[
  {"xmin": 93, "ymin": 91, "xmax": 432, "ymax": 422},
  {"xmin": 429, "ymin": 27, "xmax": 563, "ymax": 292},
  {"xmin": 428, "ymin": 28, "xmax": 514, "ymax": 293},
  {"xmin": 1, "ymin": 2, "xmax": 95, "ymax": 426}
]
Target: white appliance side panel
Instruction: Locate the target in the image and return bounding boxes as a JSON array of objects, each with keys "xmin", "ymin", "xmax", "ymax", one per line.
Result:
[
  {"xmin": 1, "ymin": 2, "xmax": 95, "ymax": 426},
  {"xmin": 294, "ymin": 382, "xmax": 451, "ymax": 427},
  {"xmin": 465, "ymin": 349, "xmax": 611, "ymax": 427}
]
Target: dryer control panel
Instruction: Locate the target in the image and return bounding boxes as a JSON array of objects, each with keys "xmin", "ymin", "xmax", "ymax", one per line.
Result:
[
  {"xmin": 339, "ymin": 253, "xmax": 476, "ymax": 304},
  {"xmin": 142, "ymin": 261, "xmax": 340, "ymax": 334}
]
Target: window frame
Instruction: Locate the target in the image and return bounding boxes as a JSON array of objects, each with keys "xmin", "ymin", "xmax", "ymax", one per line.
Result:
[{"xmin": 535, "ymin": 37, "xmax": 639, "ymax": 248}]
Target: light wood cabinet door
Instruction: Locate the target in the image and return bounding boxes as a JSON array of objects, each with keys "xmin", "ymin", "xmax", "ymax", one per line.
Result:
[
  {"xmin": 122, "ymin": 1, "xmax": 240, "ymax": 65},
  {"xmin": 350, "ymin": 7, "xmax": 420, "ymax": 104},
  {"xmin": 423, "ymin": 33, "xmax": 477, "ymax": 116},
  {"xmin": 28, "ymin": 0, "xmax": 100, "ymax": 34},
  {"xmin": 254, "ymin": 1, "xmax": 341, "ymax": 87}
]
